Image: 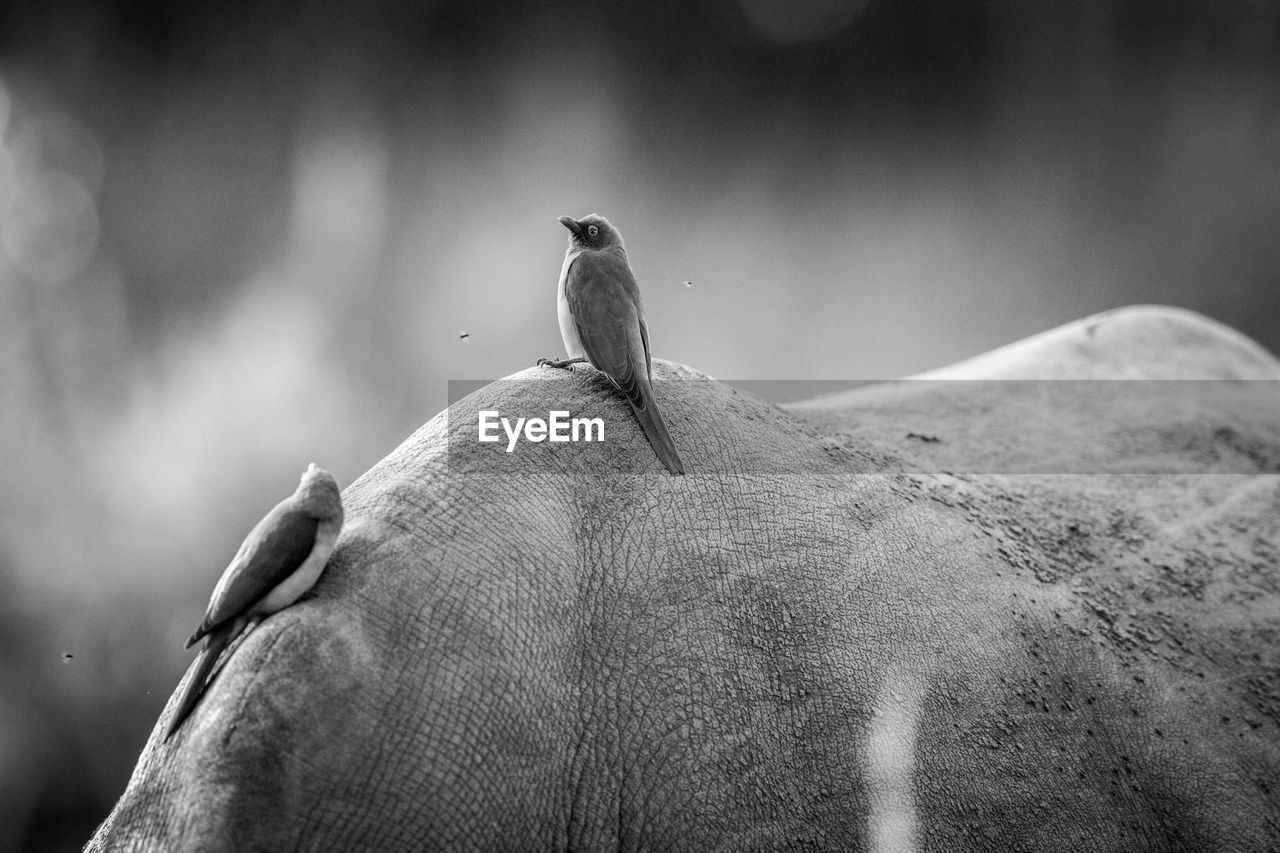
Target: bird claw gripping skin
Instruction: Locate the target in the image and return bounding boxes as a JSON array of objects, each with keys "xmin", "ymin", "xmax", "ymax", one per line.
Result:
[
  {"xmin": 537, "ymin": 356, "xmax": 586, "ymax": 369},
  {"xmin": 546, "ymin": 213, "xmax": 686, "ymax": 475},
  {"xmin": 164, "ymin": 463, "xmax": 344, "ymax": 740}
]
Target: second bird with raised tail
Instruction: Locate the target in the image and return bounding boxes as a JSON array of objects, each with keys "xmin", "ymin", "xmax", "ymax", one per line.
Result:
[{"xmin": 540, "ymin": 213, "xmax": 685, "ymax": 475}]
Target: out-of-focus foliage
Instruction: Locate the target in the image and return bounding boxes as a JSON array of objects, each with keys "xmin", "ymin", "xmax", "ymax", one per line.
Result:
[{"xmin": 0, "ymin": 0, "xmax": 1277, "ymax": 848}]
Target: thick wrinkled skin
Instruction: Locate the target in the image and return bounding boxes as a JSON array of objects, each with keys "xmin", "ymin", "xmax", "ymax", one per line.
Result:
[{"xmin": 89, "ymin": 306, "xmax": 1280, "ymax": 852}]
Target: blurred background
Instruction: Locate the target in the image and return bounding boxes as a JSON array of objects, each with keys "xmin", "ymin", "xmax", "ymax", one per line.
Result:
[{"xmin": 1, "ymin": 0, "xmax": 1278, "ymax": 847}]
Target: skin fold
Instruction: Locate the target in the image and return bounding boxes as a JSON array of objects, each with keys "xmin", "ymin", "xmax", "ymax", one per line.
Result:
[{"xmin": 89, "ymin": 306, "xmax": 1280, "ymax": 852}]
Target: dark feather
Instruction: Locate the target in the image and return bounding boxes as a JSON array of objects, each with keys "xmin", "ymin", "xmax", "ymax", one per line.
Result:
[
  {"xmin": 564, "ymin": 249, "xmax": 685, "ymax": 474},
  {"xmin": 165, "ymin": 620, "xmax": 238, "ymax": 740}
]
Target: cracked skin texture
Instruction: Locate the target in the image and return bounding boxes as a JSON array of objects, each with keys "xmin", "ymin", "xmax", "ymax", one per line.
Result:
[{"xmin": 89, "ymin": 305, "xmax": 1280, "ymax": 852}]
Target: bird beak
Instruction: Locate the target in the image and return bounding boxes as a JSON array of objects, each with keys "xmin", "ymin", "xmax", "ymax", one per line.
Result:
[{"xmin": 558, "ymin": 216, "xmax": 583, "ymax": 237}]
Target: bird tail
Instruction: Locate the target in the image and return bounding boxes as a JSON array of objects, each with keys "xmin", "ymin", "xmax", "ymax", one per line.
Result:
[
  {"xmin": 630, "ymin": 387, "xmax": 685, "ymax": 475},
  {"xmin": 164, "ymin": 626, "xmax": 234, "ymax": 741}
]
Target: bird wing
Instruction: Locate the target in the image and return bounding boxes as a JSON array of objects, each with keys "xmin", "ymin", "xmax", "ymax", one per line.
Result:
[
  {"xmin": 189, "ymin": 500, "xmax": 318, "ymax": 644},
  {"xmin": 566, "ymin": 249, "xmax": 685, "ymax": 474},
  {"xmin": 638, "ymin": 312, "xmax": 653, "ymax": 377},
  {"xmin": 566, "ymin": 250, "xmax": 650, "ymax": 411}
]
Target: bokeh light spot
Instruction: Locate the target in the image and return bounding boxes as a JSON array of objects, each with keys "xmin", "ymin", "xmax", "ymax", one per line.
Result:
[
  {"xmin": 733, "ymin": 0, "xmax": 871, "ymax": 44},
  {"xmin": 2, "ymin": 170, "xmax": 99, "ymax": 285}
]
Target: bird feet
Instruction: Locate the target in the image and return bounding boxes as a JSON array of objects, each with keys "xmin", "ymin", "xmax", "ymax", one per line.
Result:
[{"xmin": 538, "ymin": 356, "xmax": 587, "ymax": 370}]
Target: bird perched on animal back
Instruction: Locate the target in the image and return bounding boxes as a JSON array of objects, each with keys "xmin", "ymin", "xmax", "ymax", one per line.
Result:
[
  {"xmin": 165, "ymin": 463, "xmax": 344, "ymax": 740},
  {"xmin": 539, "ymin": 213, "xmax": 685, "ymax": 475}
]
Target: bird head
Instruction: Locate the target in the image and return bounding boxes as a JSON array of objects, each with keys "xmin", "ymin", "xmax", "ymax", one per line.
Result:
[
  {"xmin": 559, "ymin": 213, "xmax": 624, "ymax": 251},
  {"xmin": 296, "ymin": 464, "xmax": 344, "ymax": 522}
]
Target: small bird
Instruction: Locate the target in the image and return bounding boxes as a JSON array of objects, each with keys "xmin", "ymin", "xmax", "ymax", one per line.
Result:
[
  {"xmin": 165, "ymin": 463, "xmax": 344, "ymax": 740},
  {"xmin": 539, "ymin": 213, "xmax": 685, "ymax": 474}
]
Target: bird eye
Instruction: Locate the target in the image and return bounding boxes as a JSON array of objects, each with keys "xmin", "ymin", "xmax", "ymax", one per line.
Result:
[{"xmin": 587, "ymin": 224, "xmax": 599, "ymax": 238}]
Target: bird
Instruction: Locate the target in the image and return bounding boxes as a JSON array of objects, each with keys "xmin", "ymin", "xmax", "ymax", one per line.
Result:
[
  {"xmin": 165, "ymin": 463, "xmax": 344, "ymax": 740},
  {"xmin": 539, "ymin": 213, "xmax": 685, "ymax": 475}
]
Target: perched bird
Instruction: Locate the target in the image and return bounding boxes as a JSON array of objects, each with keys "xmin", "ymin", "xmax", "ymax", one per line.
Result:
[
  {"xmin": 165, "ymin": 464, "xmax": 344, "ymax": 740},
  {"xmin": 539, "ymin": 213, "xmax": 686, "ymax": 475}
]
